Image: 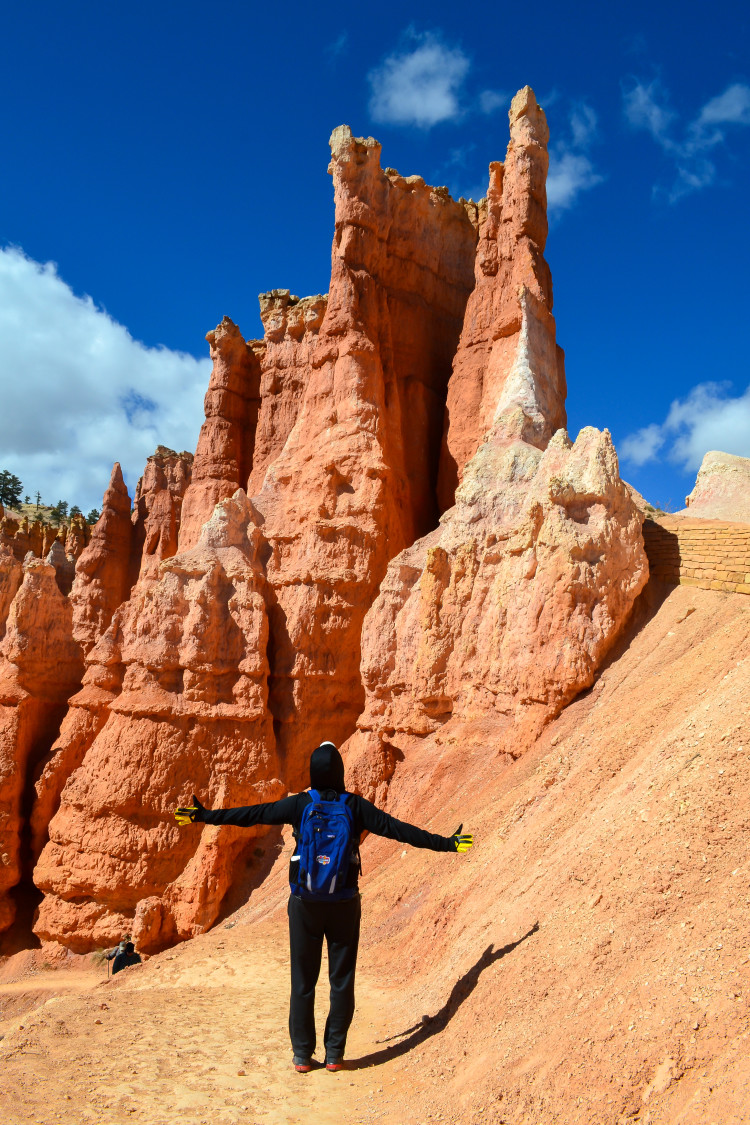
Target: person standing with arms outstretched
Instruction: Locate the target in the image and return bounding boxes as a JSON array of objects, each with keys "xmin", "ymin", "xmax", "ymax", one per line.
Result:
[{"xmin": 175, "ymin": 741, "xmax": 474, "ymax": 1072}]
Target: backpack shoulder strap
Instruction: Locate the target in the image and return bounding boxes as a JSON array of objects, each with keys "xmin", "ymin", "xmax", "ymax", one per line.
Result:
[
  {"xmin": 308, "ymin": 789, "xmax": 320, "ymax": 804},
  {"xmin": 293, "ymin": 791, "xmax": 314, "ymax": 840},
  {"xmin": 338, "ymin": 791, "xmax": 349, "ymax": 805}
]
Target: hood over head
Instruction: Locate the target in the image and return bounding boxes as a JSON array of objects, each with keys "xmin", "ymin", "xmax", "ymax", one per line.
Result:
[{"xmin": 309, "ymin": 742, "xmax": 345, "ymax": 793}]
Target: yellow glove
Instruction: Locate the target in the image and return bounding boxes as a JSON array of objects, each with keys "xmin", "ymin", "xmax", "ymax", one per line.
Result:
[
  {"xmin": 174, "ymin": 794, "xmax": 205, "ymax": 826},
  {"xmin": 451, "ymin": 823, "xmax": 474, "ymax": 853}
]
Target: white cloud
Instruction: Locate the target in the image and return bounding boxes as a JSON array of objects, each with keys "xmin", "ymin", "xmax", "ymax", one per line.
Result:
[
  {"xmin": 623, "ymin": 79, "xmax": 750, "ymax": 201},
  {"xmin": 569, "ymin": 104, "xmax": 598, "ymax": 148},
  {"xmin": 623, "ymin": 79, "xmax": 676, "ymax": 142},
  {"xmin": 620, "ymin": 381, "xmax": 750, "ymax": 472},
  {"xmin": 368, "ymin": 32, "xmax": 470, "ymax": 129},
  {"xmin": 694, "ymin": 83, "xmax": 750, "ymax": 129},
  {"xmin": 665, "ymin": 382, "xmax": 750, "ymax": 468},
  {"xmin": 547, "ymin": 103, "xmax": 603, "ymax": 214},
  {"xmin": 327, "ymin": 32, "xmax": 348, "ymax": 60},
  {"xmin": 368, "ymin": 41, "xmax": 602, "ymax": 214},
  {"xmin": 0, "ymin": 246, "xmax": 210, "ymax": 513},
  {"xmin": 619, "ymin": 423, "xmax": 666, "ymax": 467},
  {"xmin": 547, "ymin": 151, "xmax": 602, "ymax": 212},
  {"xmin": 479, "ymin": 89, "xmax": 508, "ymax": 115}
]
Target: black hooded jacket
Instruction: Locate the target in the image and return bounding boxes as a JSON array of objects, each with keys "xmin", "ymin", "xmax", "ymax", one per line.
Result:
[{"xmin": 194, "ymin": 744, "xmax": 455, "ymax": 880}]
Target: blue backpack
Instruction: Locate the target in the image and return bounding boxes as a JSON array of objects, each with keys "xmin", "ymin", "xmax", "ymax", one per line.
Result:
[{"xmin": 290, "ymin": 790, "xmax": 359, "ymax": 902}]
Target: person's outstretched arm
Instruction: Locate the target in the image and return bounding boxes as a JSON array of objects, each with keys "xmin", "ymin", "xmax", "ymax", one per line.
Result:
[
  {"xmin": 355, "ymin": 795, "xmax": 473, "ymax": 853},
  {"xmin": 175, "ymin": 793, "xmax": 305, "ymax": 829}
]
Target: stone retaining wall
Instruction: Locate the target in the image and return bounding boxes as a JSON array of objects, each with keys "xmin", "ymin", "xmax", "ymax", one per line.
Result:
[{"xmin": 643, "ymin": 516, "xmax": 750, "ymax": 595}]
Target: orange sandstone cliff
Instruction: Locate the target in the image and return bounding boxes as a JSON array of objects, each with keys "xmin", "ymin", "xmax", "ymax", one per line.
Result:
[{"xmin": 0, "ymin": 87, "xmax": 648, "ymax": 951}]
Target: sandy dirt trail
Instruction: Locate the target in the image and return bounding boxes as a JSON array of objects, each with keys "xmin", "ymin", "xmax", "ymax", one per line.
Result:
[
  {"xmin": 0, "ymin": 919, "xmax": 408, "ymax": 1125},
  {"xmin": 3, "ymin": 582, "xmax": 750, "ymax": 1125}
]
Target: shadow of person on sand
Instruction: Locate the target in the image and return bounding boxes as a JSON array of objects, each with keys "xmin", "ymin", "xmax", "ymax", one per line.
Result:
[{"xmin": 348, "ymin": 921, "xmax": 539, "ymax": 1069}]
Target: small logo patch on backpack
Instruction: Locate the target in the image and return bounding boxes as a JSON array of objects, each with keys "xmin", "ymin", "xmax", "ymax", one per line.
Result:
[{"xmin": 316, "ymin": 855, "xmax": 330, "ymax": 865}]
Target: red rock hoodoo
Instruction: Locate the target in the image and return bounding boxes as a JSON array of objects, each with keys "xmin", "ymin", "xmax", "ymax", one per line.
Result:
[
  {"xmin": 178, "ymin": 319, "xmax": 261, "ymax": 550},
  {"xmin": 0, "ymin": 559, "xmax": 84, "ymax": 932},
  {"xmin": 437, "ymin": 86, "xmax": 567, "ymax": 510},
  {"xmin": 249, "ymin": 122, "xmax": 478, "ymax": 788},
  {"xmin": 70, "ymin": 463, "xmax": 134, "ymax": 658},
  {"xmin": 130, "ymin": 445, "xmax": 193, "ymax": 585},
  {"xmin": 0, "ymin": 86, "xmax": 647, "ymax": 950},
  {"xmin": 246, "ymin": 290, "xmax": 327, "ymax": 496}
]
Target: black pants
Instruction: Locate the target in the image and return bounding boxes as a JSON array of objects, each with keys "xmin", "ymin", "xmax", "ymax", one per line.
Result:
[{"xmin": 287, "ymin": 892, "xmax": 361, "ymax": 1060}]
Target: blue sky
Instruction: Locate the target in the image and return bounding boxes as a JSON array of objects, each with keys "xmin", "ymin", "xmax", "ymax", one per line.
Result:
[{"xmin": 1, "ymin": 0, "xmax": 748, "ymax": 512}]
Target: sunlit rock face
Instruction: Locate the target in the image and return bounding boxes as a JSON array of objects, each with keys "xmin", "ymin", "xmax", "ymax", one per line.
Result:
[
  {"xmin": 682, "ymin": 450, "xmax": 750, "ymax": 523},
  {"xmin": 247, "ymin": 123, "xmax": 479, "ymax": 790},
  {"xmin": 1, "ymin": 511, "xmax": 91, "ymax": 572},
  {"xmin": 0, "ymin": 445, "xmax": 205, "ymax": 938},
  {"xmin": 246, "ymin": 291, "xmax": 328, "ymax": 497},
  {"xmin": 343, "ymin": 419, "xmax": 648, "ymax": 802},
  {"xmin": 437, "ymin": 86, "xmax": 567, "ymax": 512},
  {"xmin": 27, "ymin": 121, "xmax": 479, "ymax": 949},
  {"xmin": 130, "ymin": 445, "xmax": 193, "ymax": 585},
  {"xmin": 0, "ymin": 545, "xmax": 22, "ymax": 644},
  {"xmin": 178, "ymin": 318, "xmax": 261, "ymax": 552},
  {"xmin": 33, "ymin": 493, "xmax": 283, "ymax": 953},
  {"xmin": 70, "ymin": 463, "xmax": 134, "ymax": 657},
  {"xmin": 0, "ymin": 558, "xmax": 83, "ymax": 932}
]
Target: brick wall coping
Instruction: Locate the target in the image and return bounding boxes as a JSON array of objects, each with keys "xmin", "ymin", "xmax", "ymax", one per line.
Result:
[{"xmin": 642, "ymin": 514, "xmax": 750, "ymax": 596}]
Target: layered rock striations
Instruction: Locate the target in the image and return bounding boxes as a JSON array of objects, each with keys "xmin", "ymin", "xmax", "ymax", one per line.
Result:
[
  {"xmin": 251, "ymin": 125, "xmax": 478, "ymax": 788},
  {"xmin": 27, "ymin": 447, "xmax": 205, "ymax": 937},
  {"xmin": 25, "ymin": 466, "xmax": 140, "ymax": 868},
  {"xmin": 0, "ymin": 546, "xmax": 22, "ymax": 644},
  {"xmin": 0, "ymin": 512, "xmax": 91, "ymax": 573},
  {"xmin": 179, "ymin": 319, "xmax": 261, "ymax": 550},
  {"xmin": 344, "ymin": 424, "xmax": 647, "ymax": 800},
  {"xmin": 0, "ymin": 445, "xmax": 198, "ymax": 938},
  {"xmin": 130, "ymin": 445, "xmax": 193, "ymax": 585},
  {"xmin": 34, "ymin": 493, "xmax": 284, "ymax": 952},
  {"xmin": 70, "ymin": 464, "xmax": 134, "ymax": 658},
  {"xmin": 246, "ymin": 291, "xmax": 327, "ymax": 496},
  {"xmin": 27, "ymin": 122, "xmax": 480, "ymax": 948},
  {"xmin": 0, "ymin": 559, "xmax": 83, "ymax": 931}
]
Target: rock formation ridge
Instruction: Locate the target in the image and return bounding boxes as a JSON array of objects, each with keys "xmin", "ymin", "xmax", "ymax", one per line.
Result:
[{"xmin": 0, "ymin": 87, "xmax": 647, "ymax": 951}]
